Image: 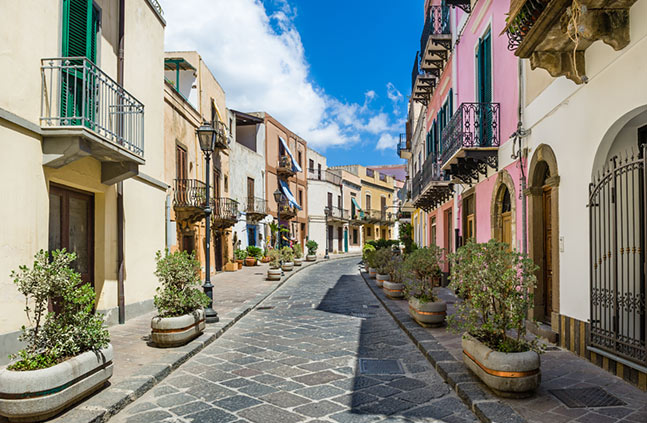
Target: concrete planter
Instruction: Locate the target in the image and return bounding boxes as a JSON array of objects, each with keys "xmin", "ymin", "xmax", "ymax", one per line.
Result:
[
  {"xmin": 267, "ymin": 267, "xmax": 282, "ymax": 281},
  {"xmin": 375, "ymin": 273, "xmax": 389, "ymax": 288},
  {"xmin": 462, "ymin": 333, "xmax": 540, "ymax": 398},
  {"xmin": 306, "ymin": 255, "xmax": 316, "ymax": 261},
  {"xmin": 368, "ymin": 267, "xmax": 377, "ymax": 278},
  {"xmin": 382, "ymin": 280, "xmax": 405, "ymax": 299},
  {"xmin": 408, "ymin": 297, "xmax": 446, "ymax": 327},
  {"xmin": 0, "ymin": 345, "xmax": 113, "ymax": 422},
  {"xmin": 282, "ymin": 261, "xmax": 294, "ymax": 271},
  {"xmin": 151, "ymin": 309, "xmax": 205, "ymax": 348},
  {"xmin": 294, "ymin": 258, "xmax": 303, "ymax": 266}
]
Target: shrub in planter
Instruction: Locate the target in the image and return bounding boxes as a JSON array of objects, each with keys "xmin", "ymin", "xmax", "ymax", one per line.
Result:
[
  {"xmin": 245, "ymin": 246, "xmax": 262, "ymax": 266},
  {"xmin": 363, "ymin": 246, "xmax": 378, "ymax": 278},
  {"xmin": 382, "ymin": 254, "xmax": 406, "ymax": 299},
  {"xmin": 0, "ymin": 250, "xmax": 111, "ymax": 422},
  {"xmin": 267, "ymin": 249, "xmax": 282, "ymax": 280},
  {"xmin": 151, "ymin": 250, "xmax": 210, "ymax": 348},
  {"xmin": 234, "ymin": 249, "xmax": 247, "ymax": 269},
  {"xmin": 293, "ymin": 244, "xmax": 304, "ymax": 266},
  {"xmin": 373, "ymin": 248, "xmax": 394, "ymax": 288},
  {"xmin": 403, "ymin": 246, "xmax": 446, "ymax": 327},
  {"xmin": 448, "ymin": 240, "xmax": 542, "ymax": 398},
  {"xmin": 305, "ymin": 240, "xmax": 318, "ymax": 261},
  {"xmin": 281, "ymin": 246, "xmax": 295, "ymax": 271}
]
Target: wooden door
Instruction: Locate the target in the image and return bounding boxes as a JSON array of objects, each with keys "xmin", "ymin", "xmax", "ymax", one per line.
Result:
[
  {"xmin": 502, "ymin": 212, "xmax": 512, "ymax": 250},
  {"xmin": 338, "ymin": 227, "xmax": 343, "ymax": 252},
  {"xmin": 247, "ymin": 177, "xmax": 254, "ymax": 211},
  {"xmin": 444, "ymin": 209, "xmax": 453, "ymax": 252},
  {"xmin": 328, "ymin": 225, "xmax": 333, "ymax": 252},
  {"xmin": 49, "ymin": 184, "xmax": 94, "ymax": 286},
  {"xmin": 542, "ymin": 186, "xmax": 553, "ymax": 322},
  {"xmin": 466, "ymin": 215, "xmax": 475, "ymax": 240}
]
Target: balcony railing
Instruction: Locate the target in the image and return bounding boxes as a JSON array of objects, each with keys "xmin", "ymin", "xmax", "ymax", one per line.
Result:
[
  {"xmin": 245, "ymin": 196, "xmax": 267, "ymax": 216},
  {"xmin": 328, "ymin": 206, "xmax": 349, "ymax": 221},
  {"xmin": 504, "ymin": 0, "xmax": 549, "ymax": 51},
  {"xmin": 279, "ymin": 203, "xmax": 298, "ymax": 218},
  {"xmin": 277, "ymin": 155, "xmax": 295, "ymax": 175},
  {"xmin": 212, "ymin": 198, "xmax": 239, "ymax": 223},
  {"xmin": 41, "ymin": 57, "xmax": 144, "ymax": 157},
  {"xmin": 420, "ymin": 5, "xmax": 451, "ymax": 55},
  {"xmin": 307, "ymin": 168, "xmax": 342, "ymax": 185},
  {"xmin": 174, "ymin": 179, "xmax": 207, "ymax": 209},
  {"xmin": 440, "ymin": 102, "xmax": 501, "ymax": 166}
]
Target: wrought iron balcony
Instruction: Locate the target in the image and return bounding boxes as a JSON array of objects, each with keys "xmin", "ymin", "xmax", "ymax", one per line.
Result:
[
  {"xmin": 420, "ymin": 5, "xmax": 451, "ymax": 73},
  {"xmin": 212, "ymin": 197, "xmax": 239, "ymax": 228},
  {"xmin": 413, "ymin": 156, "xmax": 453, "ymax": 212},
  {"xmin": 365, "ymin": 210, "xmax": 383, "ymax": 223},
  {"xmin": 307, "ymin": 168, "xmax": 342, "ymax": 185},
  {"xmin": 440, "ymin": 102, "xmax": 500, "ymax": 185},
  {"xmin": 244, "ymin": 196, "xmax": 267, "ymax": 221},
  {"xmin": 40, "ymin": 57, "xmax": 144, "ymax": 184},
  {"xmin": 398, "ymin": 133, "xmax": 411, "ymax": 159},
  {"xmin": 277, "ymin": 155, "xmax": 295, "ymax": 177},
  {"xmin": 279, "ymin": 203, "xmax": 298, "ymax": 219},
  {"xmin": 446, "ymin": 0, "xmax": 471, "ymax": 13},
  {"xmin": 328, "ymin": 206, "xmax": 349, "ymax": 222},
  {"xmin": 173, "ymin": 179, "xmax": 207, "ymax": 222},
  {"xmin": 411, "ymin": 51, "xmax": 436, "ymax": 106}
]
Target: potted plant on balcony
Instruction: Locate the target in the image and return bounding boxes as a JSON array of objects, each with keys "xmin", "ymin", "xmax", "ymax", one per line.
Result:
[
  {"xmin": 382, "ymin": 253, "xmax": 406, "ymax": 299},
  {"xmin": 403, "ymin": 246, "xmax": 446, "ymax": 327},
  {"xmin": 373, "ymin": 248, "xmax": 394, "ymax": 288},
  {"xmin": 293, "ymin": 244, "xmax": 304, "ymax": 266},
  {"xmin": 246, "ymin": 246, "xmax": 262, "ymax": 266},
  {"xmin": 448, "ymin": 240, "xmax": 541, "ymax": 398},
  {"xmin": 281, "ymin": 246, "xmax": 295, "ymax": 271},
  {"xmin": 0, "ymin": 250, "xmax": 111, "ymax": 422},
  {"xmin": 234, "ymin": 249, "xmax": 246, "ymax": 269},
  {"xmin": 267, "ymin": 249, "xmax": 282, "ymax": 281},
  {"xmin": 150, "ymin": 250, "xmax": 210, "ymax": 348},
  {"xmin": 362, "ymin": 244, "xmax": 376, "ymax": 275},
  {"xmin": 305, "ymin": 240, "xmax": 318, "ymax": 261}
]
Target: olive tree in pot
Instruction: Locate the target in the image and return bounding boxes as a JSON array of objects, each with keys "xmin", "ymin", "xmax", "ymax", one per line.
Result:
[
  {"xmin": 0, "ymin": 250, "xmax": 111, "ymax": 422},
  {"xmin": 382, "ymin": 254, "xmax": 406, "ymax": 299},
  {"xmin": 293, "ymin": 244, "xmax": 304, "ymax": 266},
  {"xmin": 403, "ymin": 246, "xmax": 446, "ymax": 327},
  {"xmin": 373, "ymin": 248, "xmax": 394, "ymax": 288},
  {"xmin": 448, "ymin": 240, "xmax": 541, "ymax": 398},
  {"xmin": 305, "ymin": 240, "xmax": 318, "ymax": 261},
  {"xmin": 281, "ymin": 246, "xmax": 295, "ymax": 271},
  {"xmin": 151, "ymin": 250, "xmax": 210, "ymax": 348},
  {"xmin": 267, "ymin": 249, "xmax": 282, "ymax": 281},
  {"xmin": 363, "ymin": 244, "xmax": 377, "ymax": 277}
]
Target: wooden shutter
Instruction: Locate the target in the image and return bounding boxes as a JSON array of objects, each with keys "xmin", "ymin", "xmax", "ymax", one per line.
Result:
[{"xmin": 176, "ymin": 146, "xmax": 187, "ymax": 180}]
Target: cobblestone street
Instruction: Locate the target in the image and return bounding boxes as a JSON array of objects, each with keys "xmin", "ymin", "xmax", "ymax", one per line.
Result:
[{"xmin": 112, "ymin": 257, "xmax": 476, "ymax": 423}]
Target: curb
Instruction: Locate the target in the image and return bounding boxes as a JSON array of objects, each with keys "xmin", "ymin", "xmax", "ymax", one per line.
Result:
[
  {"xmin": 359, "ymin": 269, "xmax": 527, "ymax": 423},
  {"xmin": 53, "ymin": 254, "xmax": 361, "ymax": 423}
]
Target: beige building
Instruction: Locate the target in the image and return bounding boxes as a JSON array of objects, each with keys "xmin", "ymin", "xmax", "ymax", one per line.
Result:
[
  {"xmin": 163, "ymin": 51, "xmax": 236, "ymax": 273},
  {"xmin": 329, "ymin": 167, "xmax": 364, "ymax": 252},
  {"xmin": 0, "ymin": 0, "xmax": 166, "ymax": 363}
]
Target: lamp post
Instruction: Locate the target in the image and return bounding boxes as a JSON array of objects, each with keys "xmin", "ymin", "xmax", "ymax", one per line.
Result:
[
  {"xmin": 197, "ymin": 121, "xmax": 220, "ymax": 323},
  {"xmin": 324, "ymin": 206, "xmax": 330, "ymax": 259},
  {"xmin": 273, "ymin": 188, "xmax": 285, "ymax": 249}
]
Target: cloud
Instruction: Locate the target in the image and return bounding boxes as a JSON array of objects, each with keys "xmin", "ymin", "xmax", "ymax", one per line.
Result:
[
  {"xmin": 159, "ymin": 0, "xmax": 402, "ymax": 152},
  {"xmin": 376, "ymin": 134, "xmax": 399, "ymax": 151},
  {"xmin": 386, "ymin": 82, "xmax": 404, "ymax": 115}
]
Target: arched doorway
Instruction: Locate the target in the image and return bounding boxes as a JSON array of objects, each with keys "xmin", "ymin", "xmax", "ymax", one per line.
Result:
[
  {"xmin": 490, "ymin": 170, "xmax": 516, "ymax": 250},
  {"xmin": 527, "ymin": 145, "xmax": 560, "ymax": 327}
]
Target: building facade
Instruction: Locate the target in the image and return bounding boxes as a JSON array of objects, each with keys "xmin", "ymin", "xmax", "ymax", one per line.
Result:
[
  {"xmin": 0, "ymin": 0, "xmax": 167, "ymax": 363},
  {"xmin": 331, "ymin": 168, "xmax": 365, "ymax": 253}
]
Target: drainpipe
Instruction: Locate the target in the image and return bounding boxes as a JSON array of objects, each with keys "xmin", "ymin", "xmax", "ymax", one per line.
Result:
[
  {"xmin": 116, "ymin": 0, "xmax": 125, "ymax": 324},
  {"xmin": 518, "ymin": 57, "xmax": 528, "ymax": 255}
]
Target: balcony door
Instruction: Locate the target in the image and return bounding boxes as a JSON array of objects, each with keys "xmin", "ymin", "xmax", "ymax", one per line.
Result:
[
  {"xmin": 476, "ymin": 30, "xmax": 492, "ymax": 146},
  {"xmin": 49, "ymin": 184, "xmax": 94, "ymax": 286},
  {"xmin": 247, "ymin": 177, "xmax": 254, "ymax": 212}
]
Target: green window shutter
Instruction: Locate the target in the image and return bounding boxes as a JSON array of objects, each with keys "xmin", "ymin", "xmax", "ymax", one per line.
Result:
[{"xmin": 477, "ymin": 31, "xmax": 492, "ymax": 146}]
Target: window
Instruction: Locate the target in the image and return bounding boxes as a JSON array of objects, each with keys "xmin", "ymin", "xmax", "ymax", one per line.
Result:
[
  {"xmin": 352, "ymin": 229, "xmax": 358, "ymax": 244},
  {"xmin": 62, "ymin": 0, "xmax": 100, "ymax": 63},
  {"xmin": 327, "ymin": 192, "xmax": 333, "ymax": 209},
  {"xmin": 309, "ymin": 159, "xmax": 314, "ymax": 171},
  {"xmin": 365, "ymin": 194, "xmax": 371, "ymax": 210},
  {"xmin": 367, "ymin": 227, "xmax": 372, "ymax": 237},
  {"xmin": 338, "ymin": 195, "xmax": 342, "ymax": 209},
  {"xmin": 224, "ymin": 175, "xmax": 228, "ymax": 192},
  {"xmin": 176, "ymin": 145, "xmax": 187, "ymax": 179},
  {"xmin": 298, "ymin": 150, "xmax": 302, "ymax": 168},
  {"xmin": 298, "ymin": 189, "xmax": 303, "ymax": 207},
  {"xmin": 431, "ymin": 216, "xmax": 437, "ymax": 246},
  {"xmin": 317, "ymin": 163, "xmax": 322, "ymax": 179},
  {"xmin": 463, "ymin": 195, "xmax": 476, "ymax": 241}
]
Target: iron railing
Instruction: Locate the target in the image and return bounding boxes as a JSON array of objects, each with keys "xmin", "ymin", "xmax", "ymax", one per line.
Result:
[
  {"xmin": 397, "ymin": 133, "xmax": 409, "ymax": 156},
  {"xmin": 420, "ymin": 5, "xmax": 451, "ymax": 55},
  {"xmin": 328, "ymin": 206, "xmax": 349, "ymax": 221},
  {"xmin": 174, "ymin": 179, "xmax": 207, "ymax": 209},
  {"xmin": 440, "ymin": 102, "xmax": 501, "ymax": 166},
  {"xmin": 504, "ymin": 0, "xmax": 549, "ymax": 51},
  {"xmin": 41, "ymin": 57, "xmax": 144, "ymax": 157},
  {"xmin": 307, "ymin": 168, "xmax": 342, "ymax": 185},
  {"xmin": 446, "ymin": 0, "xmax": 471, "ymax": 13},
  {"xmin": 212, "ymin": 198, "xmax": 239, "ymax": 222},
  {"xmin": 279, "ymin": 203, "xmax": 298, "ymax": 217},
  {"xmin": 411, "ymin": 51, "xmax": 421, "ymax": 93},
  {"xmin": 278, "ymin": 155, "xmax": 294, "ymax": 172},
  {"xmin": 245, "ymin": 196, "xmax": 267, "ymax": 216}
]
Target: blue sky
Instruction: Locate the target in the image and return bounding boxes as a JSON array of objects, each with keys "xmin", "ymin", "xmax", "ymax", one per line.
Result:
[{"xmin": 159, "ymin": 0, "xmax": 422, "ymax": 167}]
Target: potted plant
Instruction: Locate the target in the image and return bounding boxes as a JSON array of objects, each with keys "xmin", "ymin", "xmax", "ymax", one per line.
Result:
[
  {"xmin": 382, "ymin": 254, "xmax": 406, "ymax": 299},
  {"xmin": 448, "ymin": 240, "xmax": 541, "ymax": 398},
  {"xmin": 246, "ymin": 246, "xmax": 262, "ymax": 266},
  {"xmin": 293, "ymin": 244, "xmax": 304, "ymax": 266},
  {"xmin": 0, "ymin": 250, "xmax": 111, "ymax": 422},
  {"xmin": 362, "ymin": 244, "xmax": 376, "ymax": 276},
  {"xmin": 373, "ymin": 248, "xmax": 394, "ymax": 288},
  {"xmin": 261, "ymin": 248, "xmax": 271, "ymax": 263},
  {"xmin": 234, "ymin": 249, "xmax": 246, "ymax": 269},
  {"xmin": 150, "ymin": 250, "xmax": 210, "ymax": 348},
  {"xmin": 403, "ymin": 246, "xmax": 446, "ymax": 327},
  {"xmin": 281, "ymin": 246, "xmax": 295, "ymax": 271},
  {"xmin": 305, "ymin": 240, "xmax": 318, "ymax": 261},
  {"xmin": 267, "ymin": 249, "xmax": 282, "ymax": 281}
]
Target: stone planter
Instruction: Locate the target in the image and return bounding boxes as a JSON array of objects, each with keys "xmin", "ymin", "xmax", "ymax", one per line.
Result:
[
  {"xmin": 306, "ymin": 254, "xmax": 316, "ymax": 261},
  {"xmin": 282, "ymin": 261, "xmax": 294, "ymax": 271},
  {"xmin": 382, "ymin": 280, "xmax": 405, "ymax": 299},
  {"xmin": 151, "ymin": 309, "xmax": 206, "ymax": 348},
  {"xmin": 462, "ymin": 332, "xmax": 541, "ymax": 398},
  {"xmin": 408, "ymin": 297, "xmax": 446, "ymax": 327},
  {"xmin": 294, "ymin": 257, "xmax": 303, "ymax": 266},
  {"xmin": 0, "ymin": 345, "xmax": 113, "ymax": 422},
  {"xmin": 368, "ymin": 267, "xmax": 377, "ymax": 278},
  {"xmin": 244, "ymin": 257, "xmax": 257, "ymax": 267},
  {"xmin": 375, "ymin": 273, "xmax": 389, "ymax": 288},
  {"xmin": 267, "ymin": 267, "xmax": 282, "ymax": 281}
]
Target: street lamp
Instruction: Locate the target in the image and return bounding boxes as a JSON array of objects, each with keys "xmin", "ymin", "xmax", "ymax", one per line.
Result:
[
  {"xmin": 324, "ymin": 206, "xmax": 330, "ymax": 259},
  {"xmin": 273, "ymin": 188, "xmax": 285, "ymax": 248},
  {"xmin": 197, "ymin": 122, "xmax": 218, "ymax": 323}
]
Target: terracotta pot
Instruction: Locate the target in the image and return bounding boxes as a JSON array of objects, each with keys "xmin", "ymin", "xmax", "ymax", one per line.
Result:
[
  {"xmin": 236, "ymin": 260, "xmax": 243, "ymax": 269},
  {"xmin": 375, "ymin": 273, "xmax": 389, "ymax": 288},
  {"xmin": 267, "ymin": 267, "xmax": 282, "ymax": 281},
  {"xmin": 0, "ymin": 345, "xmax": 113, "ymax": 422},
  {"xmin": 462, "ymin": 333, "xmax": 541, "ymax": 398},
  {"xmin": 382, "ymin": 280, "xmax": 405, "ymax": 299},
  {"xmin": 261, "ymin": 256, "xmax": 271, "ymax": 263},
  {"xmin": 408, "ymin": 297, "xmax": 446, "ymax": 327},
  {"xmin": 151, "ymin": 309, "xmax": 206, "ymax": 348},
  {"xmin": 244, "ymin": 257, "xmax": 257, "ymax": 267},
  {"xmin": 282, "ymin": 261, "xmax": 294, "ymax": 271}
]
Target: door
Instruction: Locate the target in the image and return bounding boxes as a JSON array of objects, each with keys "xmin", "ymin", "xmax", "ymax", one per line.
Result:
[
  {"xmin": 214, "ymin": 232, "xmax": 223, "ymax": 272},
  {"xmin": 338, "ymin": 227, "xmax": 343, "ymax": 252},
  {"xmin": 344, "ymin": 228, "xmax": 349, "ymax": 252},
  {"xmin": 182, "ymin": 235, "xmax": 195, "ymax": 255},
  {"xmin": 542, "ymin": 186, "xmax": 553, "ymax": 322},
  {"xmin": 444, "ymin": 209, "xmax": 453, "ymax": 252},
  {"xmin": 381, "ymin": 197, "xmax": 387, "ymax": 217},
  {"xmin": 502, "ymin": 213, "xmax": 512, "ymax": 248},
  {"xmin": 247, "ymin": 225, "xmax": 256, "ymax": 247},
  {"xmin": 49, "ymin": 184, "xmax": 94, "ymax": 286},
  {"xmin": 247, "ymin": 177, "xmax": 254, "ymax": 212},
  {"xmin": 328, "ymin": 225, "xmax": 333, "ymax": 252}
]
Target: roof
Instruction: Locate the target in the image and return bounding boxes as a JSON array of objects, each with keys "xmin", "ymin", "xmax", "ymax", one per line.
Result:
[
  {"xmin": 164, "ymin": 58, "xmax": 195, "ymax": 71},
  {"xmin": 367, "ymin": 165, "xmax": 407, "ymax": 182},
  {"xmin": 231, "ymin": 109, "xmax": 264, "ymax": 126}
]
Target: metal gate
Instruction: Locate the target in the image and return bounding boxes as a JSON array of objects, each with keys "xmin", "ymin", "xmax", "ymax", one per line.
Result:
[{"xmin": 589, "ymin": 147, "xmax": 646, "ymax": 366}]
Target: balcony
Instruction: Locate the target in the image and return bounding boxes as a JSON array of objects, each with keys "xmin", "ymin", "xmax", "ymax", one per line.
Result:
[
  {"xmin": 40, "ymin": 57, "xmax": 145, "ymax": 185},
  {"xmin": 212, "ymin": 198, "xmax": 239, "ymax": 229},
  {"xmin": 411, "ymin": 51, "xmax": 436, "ymax": 106},
  {"xmin": 419, "ymin": 5, "xmax": 452, "ymax": 78},
  {"xmin": 503, "ymin": 0, "xmax": 637, "ymax": 84},
  {"xmin": 398, "ymin": 133, "xmax": 411, "ymax": 159},
  {"xmin": 381, "ymin": 211, "xmax": 396, "ymax": 225},
  {"xmin": 173, "ymin": 179, "xmax": 207, "ymax": 223},
  {"xmin": 446, "ymin": 0, "xmax": 471, "ymax": 13},
  {"xmin": 328, "ymin": 206, "xmax": 349, "ymax": 222},
  {"xmin": 277, "ymin": 155, "xmax": 296, "ymax": 177},
  {"xmin": 279, "ymin": 203, "xmax": 298, "ymax": 219},
  {"xmin": 307, "ymin": 168, "xmax": 342, "ymax": 185},
  {"xmin": 440, "ymin": 102, "xmax": 500, "ymax": 185},
  {"xmin": 365, "ymin": 210, "xmax": 383, "ymax": 224},
  {"xmin": 244, "ymin": 196, "xmax": 267, "ymax": 222},
  {"xmin": 412, "ymin": 156, "xmax": 453, "ymax": 212}
]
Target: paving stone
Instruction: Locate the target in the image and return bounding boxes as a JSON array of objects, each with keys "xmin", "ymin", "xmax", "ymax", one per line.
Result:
[
  {"xmin": 473, "ymin": 401, "xmax": 526, "ymax": 423},
  {"xmin": 387, "ymin": 377, "xmax": 426, "ymax": 391},
  {"xmin": 186, "ymin": 382, "xmax": 237, "ymax": 402},
  {"xmin": 238, "ymin": 382, "xmax": 278, "ymax": 397},
  {"xmin": 294, "ymin": 370, "xmax": 346, "ymax": 385},
  {"xmin": 357, "ymin": 397, "xmax": 414, "ymax": 415},
  {"xmin": 124, "ymin": 410, "xmax": 173, "ymax": 423},
  {"xmin": 156, "ymin": 393, "xmax": 196, "ymax": 408},
  {"xmin": 330, "ymin": 411, "xmax": 381, "ymax": 423},
  {"xmin": 252, "ymin": 374, "xmax": 285, "ymax": 385},
  {"xmin": 331, "ymin": 392, "xmax": 379, "ymax": 408},
  {"xmin": 261, "ymin": 391, "xmax": 310, "ymax": 408},
  {"xmin": 361, "ymin": 384, "xmax": 402, "ymax": 398},
  {"xmin": 125, "ymin": 402, "xmax": 157, "ymax": 415},
  {"xmin": 294, "ymin": 385, "xmax": 347, "ymax": 400},
  {"xmin": 152, "ymin": 385, "xmax": 178, "ymax": 397},
  {"xmin": 220, "ymin": 377, "xmax": 255, "ymax": 388},
  {"xmin": 293, "ymin": 400, "xmax": 345, "ymax": 417},
  {"xmin": 184, "ymin": 407, "xmax": 237, "ymax": 423},
  {"xmin": 213, "ymin": 395, "xmax": 262, "ymax": 412},
  {"xmin": 237, "ymin": 404, "xmax": 305, "ymax": 423},
  {"xmin": 168, "ymin": 401, "xmax": 212, "ymax": 416}
]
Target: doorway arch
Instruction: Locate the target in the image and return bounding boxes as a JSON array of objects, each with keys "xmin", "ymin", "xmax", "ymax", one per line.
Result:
[
  {"xmin": 490, "ymin": 170, "xmax": 516, "ymax": 249},
  {"xmin": 527, "ymin": 144, "xmax": 560, "ymax": 326}
]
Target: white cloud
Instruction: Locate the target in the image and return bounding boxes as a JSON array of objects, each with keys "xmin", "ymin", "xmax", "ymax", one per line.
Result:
[
  {"xmin": 386, "ymin": 82, "xmax": 404, "ymax": 115},
  {"xmin": 376, "ymin": 134, "xmax": 399, "ymax": 151},
  {"xmin": 159, "ymin": 0, "xmax": 402, "ymax": 151}
]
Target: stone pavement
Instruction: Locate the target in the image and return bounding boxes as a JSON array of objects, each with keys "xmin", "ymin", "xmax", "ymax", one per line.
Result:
[
  {"xmin": 361, "ymin": 270, "xmax": 647, "ymax": 423},
  {"xmin": 111, "ymin": 257, "xmax": 478, "ymax": 423}
]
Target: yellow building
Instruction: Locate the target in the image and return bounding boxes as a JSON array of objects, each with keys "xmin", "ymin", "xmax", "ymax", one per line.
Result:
[{"xmin": 0, "ymin": 0, "xmax": 166, "ymax": 363}]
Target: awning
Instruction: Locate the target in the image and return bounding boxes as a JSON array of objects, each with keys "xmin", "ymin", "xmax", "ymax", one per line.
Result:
[
  {"xmin": 279, "ymin": 180, "xmax": 302, "ymax": 210},
  {"xmin": 279, "ymin": 136, "xmax": 303, "ymax": 172},
  {"xmin": 351, "ymin": 197, "xmax": 362, "ymax": 212}
]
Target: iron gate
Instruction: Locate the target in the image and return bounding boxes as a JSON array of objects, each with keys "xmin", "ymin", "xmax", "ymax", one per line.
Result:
[{"xmin": 589, "ymin": 147, "xmax": 646, "ymax": 366}]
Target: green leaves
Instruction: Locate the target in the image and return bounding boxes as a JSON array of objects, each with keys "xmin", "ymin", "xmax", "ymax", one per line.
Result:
[
  {"xmin": 305, "ymin": 240, "xmax": 318, "ymax": 255},
  {"xmin": 401, "ymin": 246, "xmax": 444, "ymax": 302},
  {"xmin": 280, "ymin": 246, "xmax": 294, "ymax": 263}
]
